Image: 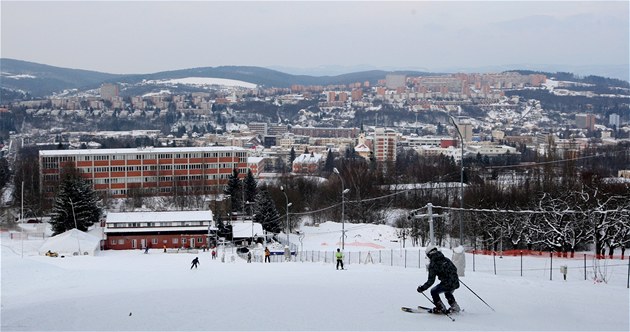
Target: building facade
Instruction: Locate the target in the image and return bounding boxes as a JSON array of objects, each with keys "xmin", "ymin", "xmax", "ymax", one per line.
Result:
[
  {"xmin": 39, "ymin": 146, "xmax": 250, "ymax": 199},
  {"xmin": 373, "ymin": 128, "xmax": 398, "ymax": 162},
  {"xmin": 104, "ymin": 210, "xmax": 215, "ymax": 250}
]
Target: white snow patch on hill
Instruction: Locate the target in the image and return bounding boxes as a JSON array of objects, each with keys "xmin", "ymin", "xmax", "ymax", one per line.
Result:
[{"xmin": 146, "ymin": 77, "xmax": 257, "ymax": 89}]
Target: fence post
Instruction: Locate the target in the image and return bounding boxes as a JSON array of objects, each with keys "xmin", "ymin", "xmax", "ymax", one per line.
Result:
[
  {"xmin": 391, "ymin": 249, "xmax": 393, "ymax": 267},
  {"xmin": 379, "ymin": 250, "xmax": 382, "ymax": 264},
  {"xmin": 359, "ymin": 251, "xmax": 361, "ymax": 264},
  {"xmin": 626, "ymin": 256, "xmax": 629, "ymax": 289},
  {"xmin": 419, "ymin": 249, "xmax": 421, "ymax": 269},
  {"xmin": 550, "ymin": 251, "xmax": 553, "ymax": 281},
  {"xmin": 520, "ymin": 251, "xmax": 523, "ymax": 277},
  {"xmin": 404, "ymin": 250, "xmax": 407, "ymax": 268},
  {"xmin": 584, "ymin": 254, "xmax": 587, "ymax": 281},
  {"xmin": 348, "ymin": 252, "xmax": 351, "ymax": 266},
  {"xmin": 473, "ymin": 250, "xmax": 476, "ymax": 272},
  {"xmin": 493, "ymin": 251, "xmax": 497, "ymax": 275}
]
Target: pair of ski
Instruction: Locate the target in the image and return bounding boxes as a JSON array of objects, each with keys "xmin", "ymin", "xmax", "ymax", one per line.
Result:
[{"xmin": 401, "ymin": 305, "xmax": 460, "ymax": 315}]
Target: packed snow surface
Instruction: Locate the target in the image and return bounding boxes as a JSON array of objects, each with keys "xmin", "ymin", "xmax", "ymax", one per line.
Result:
[{"xmin": 2, "ymin": 222, "xmax": 629, "ymax": 331}]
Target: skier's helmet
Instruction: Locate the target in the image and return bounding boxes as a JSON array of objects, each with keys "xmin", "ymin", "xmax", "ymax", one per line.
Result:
[{"xmin": 425, "ymin": 244, "xmax": 439, "ymax": 257}]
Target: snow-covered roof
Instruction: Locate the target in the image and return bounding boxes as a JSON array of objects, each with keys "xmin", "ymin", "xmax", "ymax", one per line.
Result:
[
  {"xmin": 354, "ymin": 143, "xmax": 370, "ymax": 152},
  {"xmin": 106, "ymin": 211, "xmax": 213, "ymax": 223},
  {"xmin": 248, "ymin": 157, "xmax": 264, "ymax": 163},
  {"xmin": 38, "ymin": 228, "xmax": 101, "ymax": 256},
  {"xmin": 293, "ymin": 153, "xmax": 323, "ymax": 163},
  {"xmin": 105, "ymin": 226, "xmax": 213, "ymax": 234}
]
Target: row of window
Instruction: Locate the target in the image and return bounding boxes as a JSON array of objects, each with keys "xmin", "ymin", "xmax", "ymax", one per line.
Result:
[
  {"xmin": 44, "ymin": 151, "xmax": 248, "ymax": 163},
  {"xmin": 109, "ymin": 221, "xmax": 207, "ymax": 228},
  {"xmin": 102, "ymin": 185, "xmax": 221, "ymax": 195},
  {"xmin": 91, "ymin": 173, "xmax": 234, "ymax": 184},
  {"xmin": 79, "ymin": 163, "xmax": 240, "ymax": 173},
  {"xmin": 110, "ymin": 237, "xmax": 207, "ymax": 246}
]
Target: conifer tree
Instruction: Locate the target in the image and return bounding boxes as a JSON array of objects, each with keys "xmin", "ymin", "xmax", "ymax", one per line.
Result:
[
  {"xmin": 289, "ymin": 147, "xmax": 296, "ymax": 171},
  {"xmin": 323, "ymin": 149, "xmax": 335, "ymax": 173},
  {"xmin": 49, "ymin": 170, "xmax": 102, "ymax": 235},
  {"xmin": 244, "ymin": 169, "xmax": 258, "ymax": 205},
  {"xmin": 253, "ymin": 189, "xmax": 282, "ymax": 233},
  {"xmin": 224, "ymin": 168, "xmax": 241, "ymax": 213}
]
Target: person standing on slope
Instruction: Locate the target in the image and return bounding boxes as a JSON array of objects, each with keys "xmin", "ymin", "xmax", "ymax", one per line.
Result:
[
  {"xmin": 335, "ymin": 248, "xmax": 344, "ymax": 270},
  {"xmin": 417, "ymin": 245, "xmax": 460, "ymax": 314},
  {"xmin": 264, "ymin": 247, "xmax": 271, "ymax": 263}
]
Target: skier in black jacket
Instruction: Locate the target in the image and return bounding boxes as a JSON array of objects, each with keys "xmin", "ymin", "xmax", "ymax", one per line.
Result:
[
  {"xmin": 417, "ymin": 245, "xmax": 460, "ymax": 314},
  {"xmin": 191, "ymin": 257, "xmax": 200, "ymax": 269}
]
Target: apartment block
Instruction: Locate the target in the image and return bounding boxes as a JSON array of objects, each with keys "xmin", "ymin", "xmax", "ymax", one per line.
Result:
[
  {"xmin": 100, "ymin": 83, "xmax": 120, "ymax": 100},
  {"xmin": 39, "ymin": 146, "xmax": 251, "ymax": 199},
  {"xmin": 290, "ymin": 127, "xmax": 359, "ymax": 139},
  {"xmin": 373, "ymin": 128, "xmax": 398, "ymax": 162},
  {"xmin": 575, "ymin": 113, "xmax": 596, "ymax": 131}
]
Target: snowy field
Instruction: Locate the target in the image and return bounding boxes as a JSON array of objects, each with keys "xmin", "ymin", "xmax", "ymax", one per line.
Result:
[{"xmin": 2, "ymin": 221, "xmax": 629, "ymax": 331}]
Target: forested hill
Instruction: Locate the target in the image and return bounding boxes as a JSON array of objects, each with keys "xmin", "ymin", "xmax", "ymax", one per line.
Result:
[
  {"xmin": 0, "ymin": 58, "xmax": 433, "ymax": 100},
  {"xmin": 509, "ymin": 69, "xmax": 630, "ymax": 88}
]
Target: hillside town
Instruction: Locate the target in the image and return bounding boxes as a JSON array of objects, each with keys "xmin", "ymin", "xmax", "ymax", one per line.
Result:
[
  {"xmin": 1, "ymin": 70, "xmax": 629, "ymax": 257},
  {"xmin": 4, "ymin": 71, "xmax": 629, "ymax": 177}
]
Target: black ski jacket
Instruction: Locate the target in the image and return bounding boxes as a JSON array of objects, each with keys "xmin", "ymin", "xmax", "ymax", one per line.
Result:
[{"xmin": 421, "ymin": 251, "xmax": 460, "ymax": 291}]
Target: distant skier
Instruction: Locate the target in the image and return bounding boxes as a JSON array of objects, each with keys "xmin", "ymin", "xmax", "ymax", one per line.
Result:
[
  {"xmin": 417, "ymin": 245, "xmax": 460, "ymax": 314},
  {"xmin": 335, "ymin": 248, "xmax": 344, "ymax": 270},
  {"xmin": 191, "ymin": 257, "xmax": 200, "ymax": 269},
  {"xmin": 247, "ymin": 251, "xmax": 252, "ymax": 263},
  {"xmin": 264, "ymin": 247, "xmax": 271, "ymax": 263}
]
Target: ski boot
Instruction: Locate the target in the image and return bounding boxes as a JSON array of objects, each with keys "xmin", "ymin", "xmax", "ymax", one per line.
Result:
[
  {"xmin": 448, "ymin": 299, "xmax": 461, "ymax": 313},
  {"xmin": 428, "ymin": 300, "xmax": 446, "ymax": 314}
]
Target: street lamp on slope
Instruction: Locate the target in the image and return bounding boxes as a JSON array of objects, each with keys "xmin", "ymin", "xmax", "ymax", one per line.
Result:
[
  {"xmin": 449, "ymin": 115, "xmax": 465, "ymax": 246},
  {"xmin": 280, "ymin": 186, "xmax": 292, "ymax": 248},
  {"xmin": 333, "ymin": 168, "xmax": 350, "ymax": 250}
]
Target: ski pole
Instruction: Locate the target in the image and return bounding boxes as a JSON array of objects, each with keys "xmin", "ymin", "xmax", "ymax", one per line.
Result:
[
  {"xmin": 458, "ymin": 279, "xmax": 495, "ymax": 311},
  {"xmin": 420, "ymin": 292, "xmax": 455, "ymax": 322}
]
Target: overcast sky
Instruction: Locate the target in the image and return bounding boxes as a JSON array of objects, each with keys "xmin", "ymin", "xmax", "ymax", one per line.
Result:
[{"xmin": 1, "ymin": 1, "xmax": 628, "ymax": 76}]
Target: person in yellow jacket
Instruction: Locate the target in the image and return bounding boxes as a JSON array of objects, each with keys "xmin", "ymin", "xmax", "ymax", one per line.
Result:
[{"xmin": 335, "ymin": 248, "xmax": 344, "ymax": 270}]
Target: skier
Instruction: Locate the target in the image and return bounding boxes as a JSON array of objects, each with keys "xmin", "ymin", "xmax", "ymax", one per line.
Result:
[
  {"xmin": 264, "ymin": 247, "xmax": 271, "ymax": 263},
  {"xmin": 211, "ymin": 248, "xmax": 217, "ymax": 260},
  {"xmin": 247, "ymin": 251, "xmax": 252, "ymax": 263},
  {"xmin": 417, "ymin": 245, "xmax": 460, "ymax": 314},
  {"xmin": 335, "ymin": 248, "xmax": 344, "ymax": 270},
  {"xmin": 191, "ymin": 257, "xmax": 200, "ymax": 269}
]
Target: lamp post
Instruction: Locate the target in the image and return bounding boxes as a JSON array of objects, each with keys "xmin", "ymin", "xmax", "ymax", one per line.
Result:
[
  {"xmin": 245, "ymin": 201, "xmax": 254, "ymax": 244},
  {"xmin": 69, "ymin": 198, "xmax": 81, "ymax": 254},
  {"xmin": 449, "ymin": 115, "xmax": 465, "ymax": 246},
  {"xmin": 333, "ymin": 168, "xmax": 350, "ymax": 250},
  {"xmin": 280, "ymin": 186, "xmax": 292, "ymax": 248}
]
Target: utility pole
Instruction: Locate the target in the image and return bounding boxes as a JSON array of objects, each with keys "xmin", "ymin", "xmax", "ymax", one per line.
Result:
[{"xmin": 450, "ymin": 115, "xmax": 465, "ymax": 246}]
